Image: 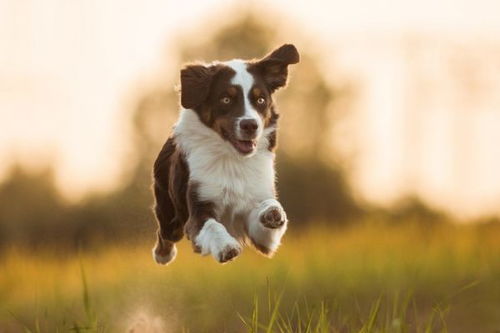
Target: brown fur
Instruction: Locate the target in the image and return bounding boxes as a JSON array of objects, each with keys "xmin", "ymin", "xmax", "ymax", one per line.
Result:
[
  {"xmin": 151, "ymin": 44, "xmax": 299, "ymax": 264},
  {"xmin": 152, "ymin": 137, "xmax": 189, "ymax": 257},
  {"xmin": 184, "ymin": 182, "xmax": 217, "ymax": 252}
]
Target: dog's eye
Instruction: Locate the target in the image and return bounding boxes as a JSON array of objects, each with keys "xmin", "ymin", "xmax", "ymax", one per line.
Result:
[
  {"xmin": 257, "ymin": 97, "xmax": 266, "ymax": 105},
  {"xmin": 220, "ymin": 97, "xmax": 231, "ymax": 105}
]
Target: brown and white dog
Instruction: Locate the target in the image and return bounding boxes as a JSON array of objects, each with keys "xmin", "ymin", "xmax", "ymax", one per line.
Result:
[{"xmin": 152, "ymin": 44, "xmax": 299, "ymax": 264}]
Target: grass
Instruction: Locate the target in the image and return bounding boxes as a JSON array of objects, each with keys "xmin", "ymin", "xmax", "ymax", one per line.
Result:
[{"xmin": 1, "ymin": 220, "xmax": 500, "ymax": 332}]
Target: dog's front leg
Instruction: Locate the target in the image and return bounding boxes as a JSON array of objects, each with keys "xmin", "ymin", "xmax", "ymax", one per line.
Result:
[
  {"xmin": 185, "ymin": 182, "xmax": 241, "ymax": 263},
  {"xmin": 248, "ymin": 199, "xmax": 288, "ymax": 257}
]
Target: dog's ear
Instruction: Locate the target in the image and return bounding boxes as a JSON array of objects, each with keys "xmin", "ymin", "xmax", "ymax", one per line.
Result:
[
  {"xmin": 254, "ymin": 44, "xmax": 300, "ymax": 92},
  {"xmin": 180, "ymin": 64, "xmax": 217, "ymax": 109}
]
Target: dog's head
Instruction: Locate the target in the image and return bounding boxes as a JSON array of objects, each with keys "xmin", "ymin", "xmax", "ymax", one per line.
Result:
[{"xmin": 180, "ymin": 44, "xmax": 300, "ymax": 156}]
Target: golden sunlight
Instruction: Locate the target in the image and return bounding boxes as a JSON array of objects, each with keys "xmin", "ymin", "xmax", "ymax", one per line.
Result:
[{"xmin": 1, "ymin": 0, "xmax": 500, "ymax": 218}]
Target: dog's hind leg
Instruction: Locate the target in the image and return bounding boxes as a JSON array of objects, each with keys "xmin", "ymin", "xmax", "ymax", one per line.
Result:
[
  {"xmin": 152, "ymin": 182, "xmax": 179, "ymax": 265},
  {"xmin": 152, "ymin": 138, "xmax": 188, "ymax": 265}
]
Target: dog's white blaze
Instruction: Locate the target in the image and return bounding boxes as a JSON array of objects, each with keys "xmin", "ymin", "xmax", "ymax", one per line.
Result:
[
  {"xmin": 224, "ymin": 59, "xmax": 264, "ymax": 139},
  {"xmin": 195, "ymin": 218, "xmax": 241, "ymax": 260}
]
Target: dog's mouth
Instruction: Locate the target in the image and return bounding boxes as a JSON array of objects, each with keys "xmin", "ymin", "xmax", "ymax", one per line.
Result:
[
  {"xmin": 222, "ymin": 129, "xmax": 257, "ymax": 155},
  {"xmin": 231, "ymin": 139, "xmax": 257, "ymax": 155}
]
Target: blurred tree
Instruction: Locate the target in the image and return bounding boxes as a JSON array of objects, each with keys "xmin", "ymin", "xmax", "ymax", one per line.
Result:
[
  {"xmin": 390, "ymin": 196, "xmax": 445, "ymax": 224},
  {"xmin": 0, "ymin": 165, "xmax": 67, "ymax": 250},
  {"xmin": 366, "ymin": 195, "xmax": 447, "ymax": 227},
  {"xmin": 0, "ymin": 163, "xmax": 155, "ymax": 250}
]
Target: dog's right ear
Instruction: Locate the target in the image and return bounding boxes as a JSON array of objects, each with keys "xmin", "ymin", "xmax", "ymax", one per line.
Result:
[
  {"xmin": 254, "ymin": 44, "xmax": 300, "ymax": 93},
  {"xmin": 180, "ymin": 64, "xmax": 216, "ymax": 109}
]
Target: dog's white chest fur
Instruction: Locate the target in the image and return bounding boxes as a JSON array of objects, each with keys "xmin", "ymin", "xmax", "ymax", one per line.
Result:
[{"xmin": 174, "ymin": 109, "xmax": 276, "ymax": 216}]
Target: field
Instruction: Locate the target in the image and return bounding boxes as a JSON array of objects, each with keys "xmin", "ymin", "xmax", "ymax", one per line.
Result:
[{"xmin": 1, "ymin": 221, "xmax": 500, "ymax": 332}]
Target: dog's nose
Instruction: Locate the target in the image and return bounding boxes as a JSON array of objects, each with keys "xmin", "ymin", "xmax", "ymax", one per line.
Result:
[{"xmin": 240, "ymin": 119, "xmax": 258, "ymax": 135}]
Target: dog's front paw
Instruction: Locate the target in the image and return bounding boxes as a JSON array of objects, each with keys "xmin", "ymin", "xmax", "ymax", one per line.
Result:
[
  {"xmin": 217, "ymin": 243, "xmax": 241, "ymax": 263},
  {"xmin": 260, "ymin": 204, "xmax": 287, "ymax": 229},
  {"xmin": 195, "ymin": 219, "xmax": 242, "ymax": 264}
]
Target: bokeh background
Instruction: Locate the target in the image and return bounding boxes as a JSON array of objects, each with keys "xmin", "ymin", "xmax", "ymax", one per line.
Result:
[{"xmin": 1, "ymin": 1, "xmax": 500, "ymax": 332}]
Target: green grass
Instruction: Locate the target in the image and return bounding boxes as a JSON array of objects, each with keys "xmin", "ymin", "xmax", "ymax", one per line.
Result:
[{"xmin": 1, "ymin": 221, "xmax": 500, "ymax": 332}]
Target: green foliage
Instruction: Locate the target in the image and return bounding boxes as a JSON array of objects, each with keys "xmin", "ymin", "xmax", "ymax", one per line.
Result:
[
  {"xmin": 239, "ymin": 288, "xmax": 451, "ymax": 333},
  {"xmin": 2, "ymin": 222, "xmax": 500, "ymax": 332},
  {"xmin": 7, "ymin": 272, "xmax": 456, "ymax": 333}
]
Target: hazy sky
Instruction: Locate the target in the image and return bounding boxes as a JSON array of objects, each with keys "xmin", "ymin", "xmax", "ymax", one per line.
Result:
[{"xmin": 1, "ymin": 0, "xmax": 500, "ymax": 218}]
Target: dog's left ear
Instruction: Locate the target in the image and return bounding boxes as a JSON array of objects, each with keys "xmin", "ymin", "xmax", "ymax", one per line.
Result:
[
  {"xmin": 254, "ymin": 44, "xmax": 300, "ymax": 92},
  {"xmin": 180, "ymin": 64, "xmax": 217, "ymax": 109}
]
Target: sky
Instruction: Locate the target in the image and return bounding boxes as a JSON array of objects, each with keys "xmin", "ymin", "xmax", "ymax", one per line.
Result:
[{"xmin": 1, "ymin": 0, "xmax": 500, "ymax": 218}]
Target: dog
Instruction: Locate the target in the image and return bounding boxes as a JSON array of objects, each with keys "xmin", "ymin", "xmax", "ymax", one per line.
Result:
[{"xmin": 152, "ymin": 44, "xmax": 299, "ymax": 264}]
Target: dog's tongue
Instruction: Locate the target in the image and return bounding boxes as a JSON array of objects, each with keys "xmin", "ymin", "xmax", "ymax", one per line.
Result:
[{"xmin": 235, "ymin": 140, "xmax": 255, "ymax": 154}]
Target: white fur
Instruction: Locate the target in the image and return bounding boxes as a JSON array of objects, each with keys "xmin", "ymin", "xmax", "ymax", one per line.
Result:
[
  {"xmin": 248, "ymin": 199, "xmax": 288, "ymax": 254},
  {"xmin": 174, "ymin": 109, "xmax": 275, "ymax": 219},
  {"xmin": 224, "ymin": 59, "xmax": 264, "ymax": 140},
  {"xmin": 174, "ymin": 61, "xmax": 287, "ymax": 258},
  {"xmin": 195, "ymin": 218, "xmax": 241, "ymax": 261}
]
